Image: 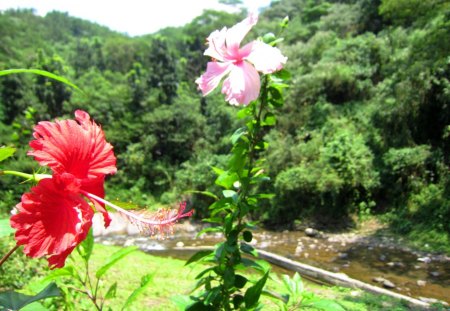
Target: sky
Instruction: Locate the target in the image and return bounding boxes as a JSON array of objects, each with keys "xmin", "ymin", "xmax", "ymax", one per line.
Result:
[{"xmin": 0, "ymin": 0, "xmax": 273, "ymax": 36}]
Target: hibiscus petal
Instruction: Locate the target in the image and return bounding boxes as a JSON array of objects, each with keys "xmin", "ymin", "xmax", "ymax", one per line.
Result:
[
  {"xmin": 28, "ymin": 110, "xmax": 117, "ymax": 180},
  {"xmin": 195, "ymin": 61, "xmax": 232, "ymax": 96},
  {"xmin": 225, "ymin": 12, "xmax": 258, "ymax": 55},
  {"xmin": 204, "ymin": 28, "xmax": 227, "ymax": 61},
  {"xmin": 221, "ymin": 62, "xmax": 260, "ymax": 106},
  {"xmin": 10, "ymin": 178, "xmax": 93, "ymax": 268},
  {"xmin": 245, "ymin": 40, "xmax": 287, "ymax": 74}
]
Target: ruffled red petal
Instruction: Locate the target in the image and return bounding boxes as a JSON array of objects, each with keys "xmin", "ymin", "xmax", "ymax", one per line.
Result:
[
  {"xmin": 28, "ymin": 110, "xmax": 117, "ymax": 180},
  {"xmin": 10, "ymin": 178, "xmax": 94, "ymax": 269}
]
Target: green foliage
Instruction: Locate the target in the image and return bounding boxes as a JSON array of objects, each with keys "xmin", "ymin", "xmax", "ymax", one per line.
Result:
[
  {"xmin": 0, "ymin": 237, "xmax": 48, "ymax": 290},
  {"xmin": 0, "ymin": 282, "xmax": 60, "ymax": 311},
  {"xmin": 0, "ymin": 0, "xmax": 448, "ymax": 244}
]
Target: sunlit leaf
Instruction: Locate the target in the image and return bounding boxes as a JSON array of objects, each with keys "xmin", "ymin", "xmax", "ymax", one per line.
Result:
[
  {"xmin": 96, "ymin": 246, "xmax": 138, "ymax": 279},
  {"xmin": 122, "ymin": 273, "xmax": 154, "ymax": 310},
  {"xmin": 0, "ymin": 146, "xmax": 16, "ymax": 163},
  {"xmin": 0, "ymin": 69, "xmax": 82, "ymax": 92}
]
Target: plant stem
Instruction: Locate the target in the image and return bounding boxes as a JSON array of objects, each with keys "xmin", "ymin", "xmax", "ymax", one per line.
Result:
[{"xmin": 0, "ymin": 244, "xmax": 19, "ymax": 266}]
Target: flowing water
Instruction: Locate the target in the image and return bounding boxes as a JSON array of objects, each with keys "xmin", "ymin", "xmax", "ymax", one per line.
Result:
[{"xmin": 94, "ymin": 220, "xmax": 450, "ymax": 305}]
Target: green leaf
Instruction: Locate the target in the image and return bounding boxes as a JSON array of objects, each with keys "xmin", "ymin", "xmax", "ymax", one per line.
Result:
[
  {"xmin": 240, "ymin": 243, "xmax": 258, "ymax": 257},
  {"xmin": 261, "ymin": 289, "xmax": 289, "ymax": 304},
  {"xmin": 0, "ymin": 218, "xmax": 13, "ymax": 238},
  {"xmin": 121, "ymin": 273, "xmax": 154, "ymax": 310},
  {"xmin": 223, "ymin": 267, "xmax": 235, "ymax": 288},
  {"xmin": 0, "ymin": 146, "xmax": 16, "ymax": 163},
  {"xmin": 244, "ymin": 271, "xmax": 269, "ymax": 308},
  {"xmin": 243, "ymin": 230, "xmax": 253, "ymax": 242},
  {"xmin": 215, "ymin": 171, "xmax": 239, "ymax": 189},
  {"xmin": 262, "ymin": 112, "xmax": 276, "ymax": 126},
  {"xmin": 230, "ymin": 127, "xmax": 247, "ymax": 144},
  {"xmin": 237, "ymin": 105, "xmax": 253, "ymax": 119},
  {"xmin": 185, "ymin": 250, "xmax": 214, "ymax": 266},
  {"xmin": 273, "ymin": 69, "xmax": 291, "ymax": 81},
  {"xmin": 77, "ymin": 229, "xmax": 94, "ymax": 262},
  {"xmin": 0, "ymin": 282, "xmax": 60, "ymax": 311},
  {"xmin": 96, "ymin": 246, "xmax": 138, "ymax": 279},
  {"xmin": 0, "ymin": 69, "xmax": 82, "ymax": 92},
  {"xmin": 233, "ymin": 295, "xmax": 245, "ymax": 309},
  {"xmin": 37, "ymin": 266, "xmax": 77, "ymax": 284},
  {"xmin": 195, "ymin": 267, "xmax": 215, "ymax": 280},
  {"xmin": 104, "ymin": 282, "xmax": 117, "ymax": 299},
  {"xmin": 204, "ymin": 287, "xmax": 221, "ymax": 306},
  {"xmin": 234, "ymin": 275, "xmax": 247, "ymax": 289},
  {"xmin": 222, "ymin": 190, "xmax": 238, "ymax": 203}
]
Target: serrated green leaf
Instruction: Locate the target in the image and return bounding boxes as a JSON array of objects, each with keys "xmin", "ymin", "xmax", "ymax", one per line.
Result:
[
  {"xmin": 0, "ymin": 146, "xmax": 16, "ymax": 163},
  {"xmin": 0, "ymin": 282, "xmax": 60, "ymax": 311},
  {"xmin": 96, "ymin": 246, "xmax": 138, "ymax": 279},
  {"xmin": 185, "ymin": 250, "xmax": 214, "ymax": 266},
  {"xmin": 121, "ymin": 273, "xmax": 154, "ymax": 310}
]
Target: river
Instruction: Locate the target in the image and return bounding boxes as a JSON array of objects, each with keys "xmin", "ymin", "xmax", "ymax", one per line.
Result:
[{"xmin": 93, "ymin": 215, "xmax": 450, "ymax": 305}]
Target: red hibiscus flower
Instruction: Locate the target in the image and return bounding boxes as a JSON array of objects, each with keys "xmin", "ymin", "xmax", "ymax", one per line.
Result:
[
  {"xmin": 10, "ymin": 110, "xmax": 117, "ymax": 268},
  {"xmin": 10, "ymin": 110, "xmax": 193, "ymax": 269}
]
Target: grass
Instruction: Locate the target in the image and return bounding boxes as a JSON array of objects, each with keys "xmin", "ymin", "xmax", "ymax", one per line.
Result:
[{"xmin": 22, "ymin": 243, "xmax": 427, "ymax": 311}]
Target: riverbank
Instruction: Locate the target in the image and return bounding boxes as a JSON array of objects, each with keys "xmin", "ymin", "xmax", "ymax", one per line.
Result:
[{"xmin": 92, "ymin": 214, "xmax": 450, "ymax": 306}]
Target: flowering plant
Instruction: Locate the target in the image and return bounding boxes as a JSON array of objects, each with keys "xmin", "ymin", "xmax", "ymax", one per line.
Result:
[
  {"xmin": 185, "ymin": 13, "xmax": 292, "ymax": 310},
  {"xmin": 0, "ymin": 71, "xmax": 193, "ymax": 309}
]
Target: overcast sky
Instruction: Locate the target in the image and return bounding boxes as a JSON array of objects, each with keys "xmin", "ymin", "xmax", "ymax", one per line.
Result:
[{"xmin": 0, "ymin": 0, "xmax": 273, "ymax": 36}]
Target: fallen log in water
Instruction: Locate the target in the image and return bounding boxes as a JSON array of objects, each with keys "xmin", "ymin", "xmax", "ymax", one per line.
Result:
[{"xmin": 171, "ymin": 246, "xmax": 431, "ymax": 310}]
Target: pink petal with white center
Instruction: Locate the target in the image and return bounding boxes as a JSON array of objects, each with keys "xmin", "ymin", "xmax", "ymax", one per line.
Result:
[
  {"xmin": 204, "ymin": 28, "xmax": 227, "ymax": 61},
  {"xmin": 195, "ymin": 61, "xmax": 232, "ymax": 96},
  {"xmin": 221, "ymin": 61, "xmax": 260, "ymax": 106},
  {"xmin": 245, "ymin": 40, "xmax": 288, "ymax": 74},
  {"xmin": 225, "ymin": 12, "xmax": 258, "ymax": 55}
]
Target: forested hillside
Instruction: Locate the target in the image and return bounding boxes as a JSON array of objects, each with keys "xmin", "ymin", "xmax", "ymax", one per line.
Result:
[{"xmin": 1, "ymin": 0, "xmax": 449, "ymax": 249}]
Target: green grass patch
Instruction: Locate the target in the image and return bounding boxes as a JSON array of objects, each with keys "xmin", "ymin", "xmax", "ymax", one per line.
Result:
[{"xmin": 24, "ymin": 243, "xmax": 419, "ymax": 310}]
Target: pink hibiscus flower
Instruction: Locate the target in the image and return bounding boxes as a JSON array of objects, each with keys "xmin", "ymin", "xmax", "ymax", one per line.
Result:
[
  {"xmin": 10, "ymin": 110, "xmax": 193, "ymax": 268},
  {"xmin": 195, "ymin": 13, "xmax": 287, "ymax": 106}
]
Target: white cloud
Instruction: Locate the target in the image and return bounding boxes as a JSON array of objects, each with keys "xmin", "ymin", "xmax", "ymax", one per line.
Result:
[{"xmin": 0, "ymin": 0, "xmax": 273, "ymax": 36}]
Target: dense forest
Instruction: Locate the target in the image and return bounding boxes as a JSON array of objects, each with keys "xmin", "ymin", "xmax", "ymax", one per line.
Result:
[{"xmin": 0, "ymin": 0, "xmax": 449, "ymax": 249}]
